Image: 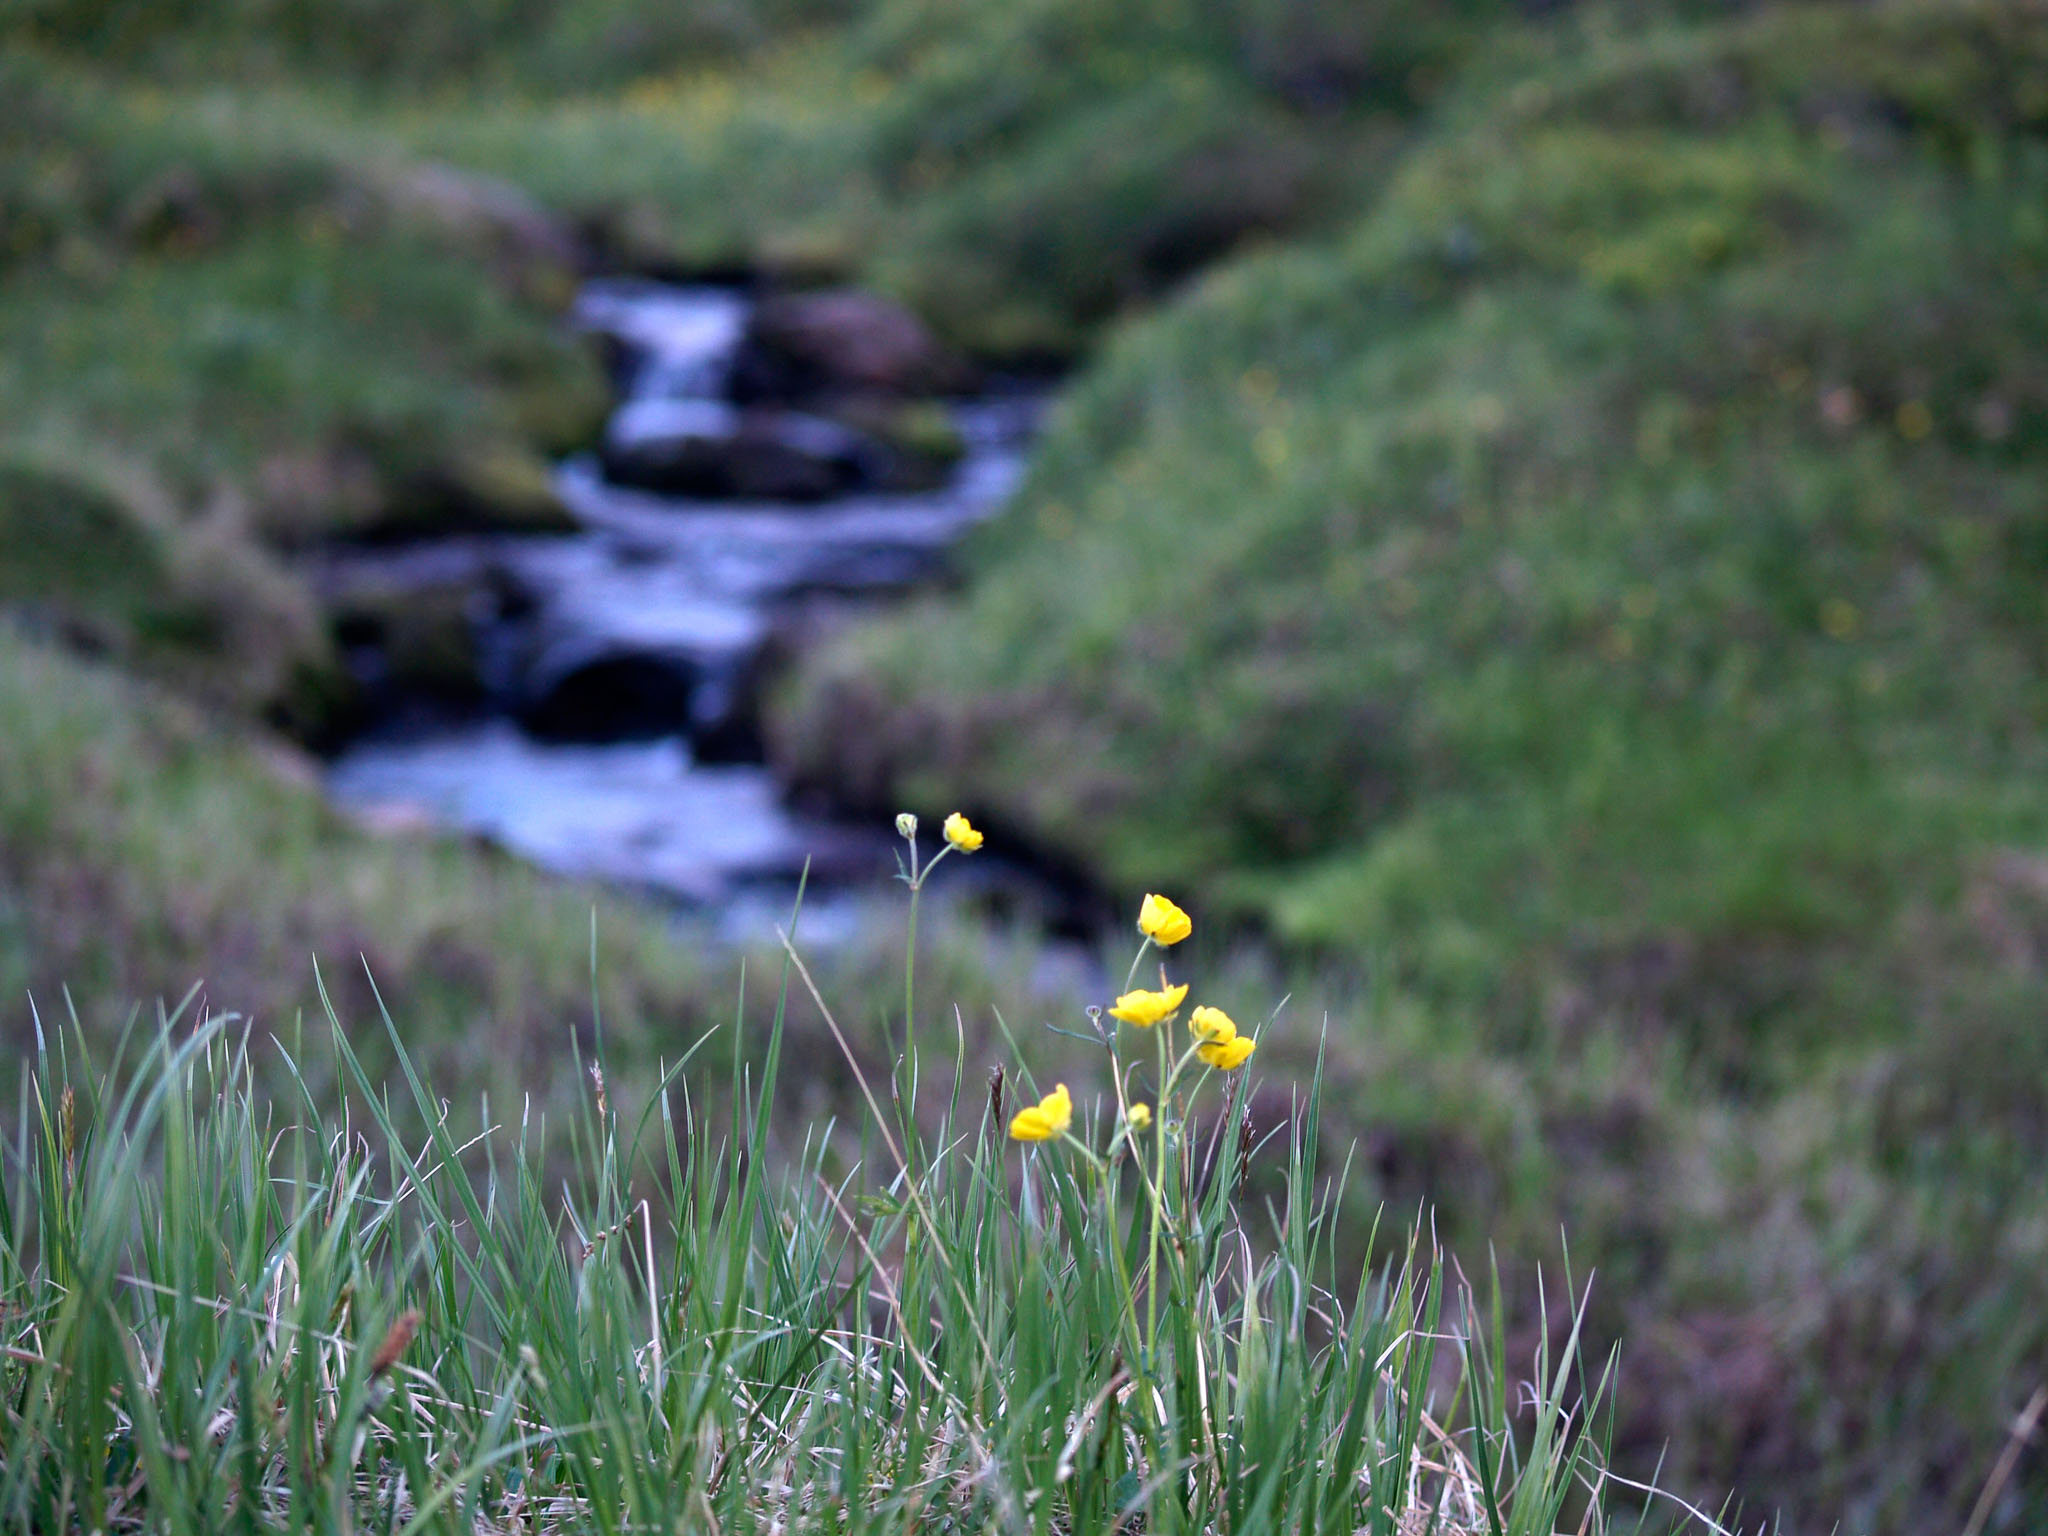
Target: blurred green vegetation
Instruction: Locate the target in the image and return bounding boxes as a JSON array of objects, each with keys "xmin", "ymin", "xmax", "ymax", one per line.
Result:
[
  {"xmin": 0, "ymin": 624, "xmax": 1047, "ymax": 1142},
  {"xmin": 1, "ymin": 0, "xmax": 2046, "ymax": 1531},
  {"xmin": 772, "ymin": 1, "xmax": 2048, "ymax": 1528},
  {"xmin": 793, "ymin": 0, "xmax": 2048, "ymax": 1017}
]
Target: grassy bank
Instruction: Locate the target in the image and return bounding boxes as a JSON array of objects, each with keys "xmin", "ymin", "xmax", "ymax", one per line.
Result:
[
  {"xmin": 772, "ymin": 2, "xmax": 2048, "ymax": 1528},
  {"xmin": 0, "ymin": 626, "xmax": 1055, "ymax": 1134},
  {"xmin": 0, "ymin": 53, "xmax": 612, "ymax": 731}
]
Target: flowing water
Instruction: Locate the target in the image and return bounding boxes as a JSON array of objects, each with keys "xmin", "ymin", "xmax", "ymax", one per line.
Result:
[{"xmin": 324, "ymin": 280, "xmax": 1048, "ymax": 942}]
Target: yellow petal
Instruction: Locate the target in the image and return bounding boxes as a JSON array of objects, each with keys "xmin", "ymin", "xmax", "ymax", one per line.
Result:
[
  {"xmin": 1126, "ymin": 1102, "xmax": 1153, "ymax": 1132},
  {"xmin": 1137, "ymin": 893, "xmax": 1192, "ymax": 945},
  {"xmin": 1040, "ymin": 1083, "xmax": 1073, "ymax": 1134},
  {"xmin": 1109, "ymin": 985, "xmax": 1184, "ymax": 1026},
  {"xmin": 1109, "ymin": 989, "xmax": 1167, "ymax": 1026},
  {"xmin": 1189, "ymin": 1005, "xmax": 1236, "ymax": 1044},
  {"xmin": 1009, "ymin": 1107, "xmax": 1054, "ymax": 1141},
  {"xmin": 1198, "ymin": 1035, "xmax": 1257, "ymax": 1071},
  {"xmin": 943, "ymin": 812, "xmax": 984, "ymax": 852}
]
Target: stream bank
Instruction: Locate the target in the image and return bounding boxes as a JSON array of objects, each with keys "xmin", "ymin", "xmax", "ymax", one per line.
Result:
[{"xmin": 319, "ymin": 279, "xmax": 1079, "ymax": 946}]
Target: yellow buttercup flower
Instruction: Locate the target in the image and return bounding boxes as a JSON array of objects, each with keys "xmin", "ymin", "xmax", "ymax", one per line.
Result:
[
  {"xmin": 1188, "ymin": 1005, "xmax": 1236, "ymax": 1044},
  {"xmin": 1137, "ymin": 892, "xmax": 1192, "ymax": 946},
  {"xmin": 1197, "ymin": 1035, "xmax": 1256, "ymax": 1071},
  {"xmin": 1009, "ymin": 1083, "xmax": 1072, "ymax": 1142},
  {"xmin": 943, "ymin": 812, "xmax": 984, "ymax": 852},
  {"xmin": 1125, "ymin": 1102, "xmax": 1153, "ymax": 1132},
  {"xmin": 1108, "ymin": 982, "xmax": 1189, "ymax": 1027}
]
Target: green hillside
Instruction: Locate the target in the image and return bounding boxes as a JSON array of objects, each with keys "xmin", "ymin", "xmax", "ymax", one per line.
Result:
[{"xmin": 773, "ymin": 2, "xmax": 2048, "ymax": 1527}]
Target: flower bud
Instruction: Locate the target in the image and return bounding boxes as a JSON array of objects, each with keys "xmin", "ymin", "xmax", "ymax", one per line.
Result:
[{"xmin": 896, "ymin": 812, "xmax": 919, "ymax": 839}]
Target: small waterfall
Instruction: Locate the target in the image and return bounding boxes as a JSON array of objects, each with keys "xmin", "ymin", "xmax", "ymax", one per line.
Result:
[{"xmin": 325, "ymin": 281, "xmax": 1041, "ymax": 920}]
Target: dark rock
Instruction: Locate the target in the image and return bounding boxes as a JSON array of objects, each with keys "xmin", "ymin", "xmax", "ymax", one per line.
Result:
[
  {"xmin": 506, "ymin": 355, "xmax": 614, "ymax": 458},
  {"xmin": 516, "ymin": 637, "xmax": 770, "ymax": 761},
  {"xmin": 426, "ymin": 445, "xmax": 580, "ymax": 533},
  {"xmin": 519, "ymin": 645, "xmax": 701, "ymax": 742},
  {"xmin": 598, "ymin": 402, "xmax": 880, "ymax": 501},
  {"xmin": 685, "ymin": 652, "xmax": 768, "ymax": 764},
  {"xmin": 732, "ymin": 289, "xmax": 973, "ymax": 403},
  {"xmin": 332, "ymin": 579, "xmax": 487, "ymax": 707},
  {"xmin": 318, "ymin": 544, "xmax": 529, "ymax": 716},
  {"xmin": 821, "ymin": 398, "xmax": 965, "ymax": 492}
]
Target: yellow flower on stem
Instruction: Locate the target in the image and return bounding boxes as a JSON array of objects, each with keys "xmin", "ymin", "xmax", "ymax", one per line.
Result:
[
  {"xmin": 1108, "ymin": 982, "xmax": 1188, "ymax": 1027},
  {"xmin": 1009, "ymin": 1083, "xmax": 1072, "ymax": 1142},
  {"xmin": 1137, "ymin": 892, "xmax": 1192, "ymax": 946},
  {"xmin": 943, "ymin": 812, "xmax": 984, "ymax": 852},
  {"xmin": 1125, "ymin": 1102, "xmax": 1153, "ymax": 1132},
  {"xmin": 1197, "ymin": 1035, "xmax": 1256, "ymax": 1071},
  {"xmin": 1188, "ymin": 1005, "xmax": 1236, "ymax": 1044}
]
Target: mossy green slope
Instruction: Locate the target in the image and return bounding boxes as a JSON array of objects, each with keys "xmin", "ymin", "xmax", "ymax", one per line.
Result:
[
  {"xmin": 0, "ymin": 623, "xmax": 695, "ymax": 1097},
  {"xmin": 0, "ymin": 56, "xmax": 608, "ymax": 729},
  {"xmin": 783, "ymin": 0, "xmax": 2048, "ymax": 1041},
  {"xmin": 402, "ymin": 0, "xmax": 1504, "ymax": 354},
  {"xmin": 774, "ymin": 5, "xmax": 2048, "ymax": 1524}
]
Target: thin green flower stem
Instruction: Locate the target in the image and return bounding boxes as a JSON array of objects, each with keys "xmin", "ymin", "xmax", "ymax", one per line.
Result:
[
  {"xmin": 1170, "ymin": 1039, "xmax": 1215, "ymax": 1080},
  {"xmin": 899, "ymin": 836, "xmax": 954, "ymax": 1104},
  {"xmin": 1097, "ymin": 1141, "xmax": 1150, "ymax": 1376},
  {"xmin": 1145, "ymin": 1011, "xmax": 1172, "ymax": 1375},
  {"xmin": 1055, "ymin": 1129, "xmax": 1106, "ymax": 1175},
  {"xmin": 1122, "ymin": 934, "xmax": 1155, "ymax": 996},
  {"xmin": 1104, "ymin": 1029, "xmax": 1176, "ymax": 1377},
  {"xmin": 1103, "ymin": 1039, "xmax": 1140, "ymax": 1172},
  {"xmin": 1101, "ymin": 1046, "xmax": 1170, "ymax": 1362},
  {"xmin": 903, "ymin": 879, "xmax": 921, "ymax": 1079},
  {"xmin": 1111, "ymin": 1061, "xmax": 1165, "ymax": 1211},
  {"xmin": 1114, "ymin": 932, "xmax": 1178, "ymax": 1389}
]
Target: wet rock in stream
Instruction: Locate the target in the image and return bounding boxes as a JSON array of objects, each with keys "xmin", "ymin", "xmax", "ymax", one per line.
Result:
[
  {"xmin": 600, "ymin": 401, "xmax": 876, "ymax": 501},
  {"xmin": 732, "ymin": 289, "xmax": 974, "ymax": 402}
]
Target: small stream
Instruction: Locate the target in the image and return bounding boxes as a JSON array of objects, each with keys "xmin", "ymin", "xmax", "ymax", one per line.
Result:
[{"xmin": 323, "ymin": 279, "xmax": 1053, "ymax": 944}]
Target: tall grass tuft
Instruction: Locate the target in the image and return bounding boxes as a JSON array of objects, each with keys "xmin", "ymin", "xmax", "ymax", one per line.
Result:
[{"xmin": 0, "ymin": 868, "xmax": 1703, "ymax": 1534}]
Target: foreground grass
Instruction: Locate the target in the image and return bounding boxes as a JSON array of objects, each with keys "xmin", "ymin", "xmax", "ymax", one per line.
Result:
[
  {"xmin": 7, "ymin": 610, "xmax": 2044, "ymax": 1534},
  {"xmin": 0, "ymin": 914, "xmax": 1675, "ymax": 1534}
]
